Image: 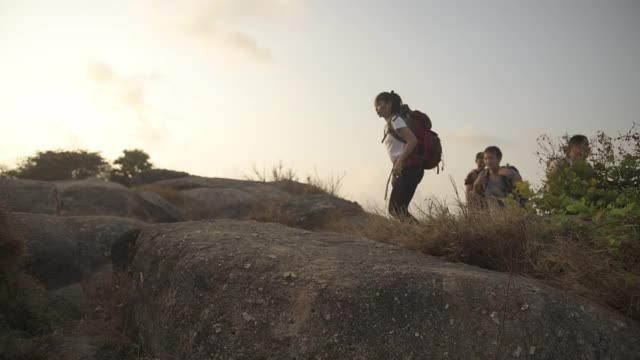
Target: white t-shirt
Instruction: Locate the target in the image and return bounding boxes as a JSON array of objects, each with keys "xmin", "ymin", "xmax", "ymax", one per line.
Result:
[{"xmin": 383, "ymin": 115, "xmax": 408, "ymax": 164}]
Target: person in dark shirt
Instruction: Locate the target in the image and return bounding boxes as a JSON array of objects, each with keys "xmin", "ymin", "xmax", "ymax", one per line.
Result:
[{"xmin": 464, "ymin": 152, "xmax": 485, "ymax": 202}]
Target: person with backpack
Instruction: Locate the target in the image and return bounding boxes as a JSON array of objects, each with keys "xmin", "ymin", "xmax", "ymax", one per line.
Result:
[
  {"xmin": 464, "ymin": 152, "xmax": 485, "ymax": 202},
  {"xmin": 545, "ymin": 134, "xmax": 591, "ymax": 192},
  {"xmin": 472, "ymin": 146, "xmax": 522, "ymax": 207},
  {"xmin": 375, "ymin": 91, "xmax": 442, "ymax": 221}
]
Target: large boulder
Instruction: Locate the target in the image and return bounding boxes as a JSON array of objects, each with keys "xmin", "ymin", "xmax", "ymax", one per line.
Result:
[
  {"xmin": 278, "ymin": 194, "xmax": 364, "ymax": 229},
  {"xmin": 154, "ymin": 176, "xmax": 292, "ymax": 199},
  {"xmin": 56, "ymin": 179, "xmax": 180, "ymax": 222},
  {"xmin": 130, "ymin": 168, "xmax": 191, "ymax": 187},
  {"xmin": 148, "ymin": 176, "xmax": 364, "ymax": 228},
  {"xmin": 48, "ymin": 283, "xmax": 92, "ymax": 320},
  {"xmin": 13, "ymin": 212, "xmax": 144, "ymax": 289},
  {"xmin": 120, "ymin": 220, "xmax": 640, "ymax": 360},
  {"xmin": 0, "ymin": 178, "xmax": 60, "ymax": 215},
  {"xmin": 138, "ymin": 191, "xmax": 183, "ymax": 222}
]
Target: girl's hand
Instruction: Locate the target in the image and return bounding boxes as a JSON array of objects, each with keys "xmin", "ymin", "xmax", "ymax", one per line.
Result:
[
  {"xmin": 498, "ymin": 167, "xmax": 512, "ymax": 176},
  {"xmin": 393, "ymin": 161, "xmax": 403, "ymax": 177}
]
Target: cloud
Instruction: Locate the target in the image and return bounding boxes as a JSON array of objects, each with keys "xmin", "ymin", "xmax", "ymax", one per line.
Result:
[
  {"xmin": 86, "ymin": 61, "xmax": 166, "ymax": 143},
  {"xmin": 87, "ymin": 61, "xmax": 115, "ymax": 84},
  {"xmin": 446, "ymin": 125, "xmax": 505, "ymax": 146},
  {"xmin": 175, "ymin": 0, "xmax": 304, "ymax": 62},
  {"xmin": 202, "ymin": 0, "xmax": 305, "ymax": 19},
  {"xmin": 188, "ymin": 16, "xmax": 271, "ymax": 62}
]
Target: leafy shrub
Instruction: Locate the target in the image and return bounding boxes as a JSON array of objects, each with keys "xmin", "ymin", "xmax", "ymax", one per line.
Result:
[
  {"xmin": 2, "ymin": 150, "xmax": 108, "ymax": 181},
  {"xmin": 530, "ymin": 124, "xmax": 640, "ymax": 268}
]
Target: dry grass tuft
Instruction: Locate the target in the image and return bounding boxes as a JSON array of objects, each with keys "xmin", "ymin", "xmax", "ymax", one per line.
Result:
[
  {"xmin": 247, "ymin": 162, "xmax": 345, "ymax": 197},
  {"xmin": 246, "ymin": 201, "xmax": 299, "ymax": 228},
  {"xmin": 303, "ymin": 169, "xmax": 345, "ymax": 197}
]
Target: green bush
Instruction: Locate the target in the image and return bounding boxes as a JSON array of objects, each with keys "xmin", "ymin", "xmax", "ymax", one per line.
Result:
[
  {"xmin": 526, "ymin": 125, "xmax": 640, "ymax": 269},
  {"xmin": 109, "ymin": 149, "xmax": 153, "ymax": 186},
  {"xmin": 2, "ymin": 150, "xmax": 109, "ymax": 181}
]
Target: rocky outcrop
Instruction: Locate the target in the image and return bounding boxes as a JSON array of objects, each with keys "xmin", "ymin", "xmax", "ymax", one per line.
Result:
[
  {"xmin": 0, "ymin": 178, "xmax": 59, "ymax": 215},
  {"xmin": 48, "ymin": 283, "xmax": 92, "ymax": 320},
  {"xmin": 130, "ymin": 168, "xmax": 191, "ymax": 187},
  {"xmin": 151, "ymin": 176, "xmax": 364, "ymax": 228},
  {"xmin": 56, "ymin": 179, "xmax": 180, "ymax": 222},
  {"xmin": 13, "ymin": 212, "xmax": 144, "ymax": 289},
  {"xmin": 120, "ymin": 220, "xmax": 640, "ymax": 360},
  {"xmin": 1, "ymin": 176, "xmax": 363, "ymax": 228},
  {"xmin": 137, "ymin": 191, "xmax": 183, "ymax": 222}
]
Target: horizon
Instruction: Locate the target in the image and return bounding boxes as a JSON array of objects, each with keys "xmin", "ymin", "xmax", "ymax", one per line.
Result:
[{"xmin": 1, "ymin": 0, "xmax": 638, "ymax": 209}]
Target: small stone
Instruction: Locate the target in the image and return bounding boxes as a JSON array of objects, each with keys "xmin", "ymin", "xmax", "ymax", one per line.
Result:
[
  {"xmin": 244, "ymin": 263, "xmax": 252, "ymax": 269},
  {"xmin": 520, "ymin": 304, "xmax": 529, "ymax": 311},
  {"xmin": 324, "ymin": 314, "xmax": 331, "ymax": 321},
  {"xmin": 283, "ymin": 271, "xmax": 297, "ymax": 279},
  {"xmin": 490, "ymin": 311, "xmax": 500, "ymax": 324},
  {"xmin": 513, "ymin": 346, "xmax": 522, "ymax": 358},
  {"xmin": 414, "ymin": 332, "xmax": 420, "ymax": 337},
  {"xmin": 267, "ymin": 255, "xmax": 277, "ymax": 259},
  {"xmin": 241, "ymin": 312, "xmax": 256, "ymax": 322},
  {"xmin": 445, "ymin": 304, "xmax": 450, "ymax": 309},
  {"xmin": 449, "ymin": 319, "xmax": 454, "ymax": 326},
  {"xmin": 251, "ymin": 233, "xmax": 259, "ymax": 237},
  {"xmin": 529, "ymin": 346, "xmax": 536, "ymax": 355},
  {"xmin": 213, "ymin": 323, "xmax": 222, "ymax": 333}
]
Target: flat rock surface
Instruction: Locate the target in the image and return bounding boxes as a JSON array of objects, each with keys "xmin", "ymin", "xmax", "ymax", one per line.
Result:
[{"xmin": 124, "ymin": 220, "xmax": 640, "ymax": 360}]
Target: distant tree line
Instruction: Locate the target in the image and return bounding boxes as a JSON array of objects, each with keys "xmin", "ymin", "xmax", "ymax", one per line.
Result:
[{"xmin": 1, "ymin": 149, "xmax": 153, "ymax": 186}]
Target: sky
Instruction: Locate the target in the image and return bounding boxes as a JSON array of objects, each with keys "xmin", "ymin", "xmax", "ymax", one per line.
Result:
[{"xmin": 1, "ymin": 0, "xmax": 639, "ymax": 210}]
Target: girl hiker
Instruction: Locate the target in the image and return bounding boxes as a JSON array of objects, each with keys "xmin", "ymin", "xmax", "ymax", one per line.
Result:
[{"xmin": 375, "ymin": 91, "xmax": 423, "ymax": 222}]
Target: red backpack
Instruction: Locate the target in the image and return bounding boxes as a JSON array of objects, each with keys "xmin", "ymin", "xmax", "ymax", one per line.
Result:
[{"xmin": 382, "ymin": 106, "xmax": 443, "ymax": 172}]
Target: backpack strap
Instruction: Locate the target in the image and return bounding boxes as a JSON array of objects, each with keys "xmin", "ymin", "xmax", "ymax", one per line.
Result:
[
  {"xmin": 502, "ymin": 165, "xmax": 520, "ymax": 192},
  {"xmin": 382, "ymin": 114, "xmax": 411, "ymax": 143}
]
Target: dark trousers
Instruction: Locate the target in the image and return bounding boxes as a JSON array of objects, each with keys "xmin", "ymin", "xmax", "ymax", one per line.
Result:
[{"xmin": 389, "ymin": 166, "xmax": 424, "ymax": 221}]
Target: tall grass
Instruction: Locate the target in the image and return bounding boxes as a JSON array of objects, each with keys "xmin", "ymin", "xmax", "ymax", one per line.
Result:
[
  {"xmin": 0, "ymin": 203, "xmax": 23, "ymax": 274},
  {"xmin": 246, "ymin": 162, "xmax": 345, "ymax": 196}
]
